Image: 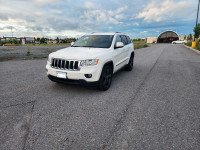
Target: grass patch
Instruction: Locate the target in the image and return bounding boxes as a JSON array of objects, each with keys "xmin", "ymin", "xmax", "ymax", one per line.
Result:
[
  {"xmin": 4, "ymin": 44, "xmax": 20, "ymax": 46},
  {"xmin": 132, "ymin": 40, "xmax": 146, "ymax": 44},
  {"xmin": 195, "ymin": 41, "xmax": 200, "ymax": 51},
  {"xmin": 134, "ymin": 44, "xmax": 148, "ymax": 49},
  {"xmin": 26, "ymin": 50, "xmax": 31, "ymax": 56},
  {"xmin": 33, "ymin": 56, "xmax": 48, "ymax": 59},
  {"xmin": 49, "ymin": 49, "xmax": 53, "ymax": 54},
  {"xmin": 195, "ymin": 46, "xmax": 200, "ymax": 51},
  {"xmin": 26, "ymin": 43, "xmax": 71, "ymax": 46},
  {"xmin": 184, "ymin": 42, "xmax": 192, "ymax": 47},
  {"xmin": 26, "ymin": 47, "xmax": 31, "ymax": 56},
  {"xmin": 0, "ymin": 56, "xmax": 15, "ymax": 61},
  {"xmin": 184, "ymin": 42, "xmax": 200, "ymax": 51}
]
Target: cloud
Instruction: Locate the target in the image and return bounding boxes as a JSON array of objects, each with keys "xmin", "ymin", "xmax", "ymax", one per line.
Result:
[
  {"xmin": 136, "ymin": 0, "xmax": 194, "ymax": 22},
  {"xmin": 84, "ymin": 1, "xmax": 96, "ymax": 9},
  {"xmin": 140, "ymin": 31, "xmax": 148, "ymax": 33},
  {"xmin": 133, "ymin": 22, "xmax": 139, "ymax": 26},
  {"xmin": 0, "ymin": 0, "xmax": 197, "ymax": 38},
  {"xmin": 115, "ymin": 6, "xmax": 128, "ymax": 14},
  {"xmin": 35, "ymin": 0, "xmax": 54, "ymax": 4},
  {"xmin": 81, "ymin": 6, "xmax": 127, "ymax": 25},
  {"xmin": 0, "ymin": 13, "xmax": 8, "ymax": 21},
  {"xmin": 115, "ymin": 14, "xmax": 124, "ymax": 19}
]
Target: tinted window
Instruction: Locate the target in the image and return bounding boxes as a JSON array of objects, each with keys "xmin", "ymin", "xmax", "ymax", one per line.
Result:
[
  {"xmin": 120, "ymin": 35, "xmax": 128, "ymax": 45},
  {"xmin": 126, "ymin": 36, "xmax": 131, "ymax": 44},
  {"xmin": 115, "ymin": 35, "xmax": 122, "ymax": 44},
  {"xmin": 73, "ymin": 35, "xmax": 114, "ymax": 48}
]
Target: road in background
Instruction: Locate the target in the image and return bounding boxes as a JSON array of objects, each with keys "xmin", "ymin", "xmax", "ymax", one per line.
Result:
[{"xmin": 0, "ymin": 44, "xmax": 200, "ymax": 149}]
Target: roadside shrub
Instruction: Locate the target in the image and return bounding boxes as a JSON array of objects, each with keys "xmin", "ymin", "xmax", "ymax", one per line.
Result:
[
  {"xmin": 26, "ymin": 50, "xmax": 30, "ymax": 56},
  {"xmin": 185, "ymin": 42, "xmax": 192, "ymax": 47},
  {"xmin": 196, "ymin": 41, "xmax": 200, "ymax": 51},
  {"xmin": 195, "ymin": 46, "xmax": 200, "ymax": 51},
  {"xmin": 134, "ymin": 44, "xmax": 148, "ymax": 49},
  {"xmin": 13, "ymin": 39, "xmax": 19, "ymax": 44},
  {"xmin": 8, "ymin": 39, "xmax": 13, "ymax": 44},
  {"xmin": 26, "ymin": 47, "xmax": 31, "ymax": 56}
]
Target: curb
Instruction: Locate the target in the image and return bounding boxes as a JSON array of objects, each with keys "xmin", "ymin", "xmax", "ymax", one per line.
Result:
[{"xmin": 183, "ymin": 44, "xmax": 200, "ymax": 54}]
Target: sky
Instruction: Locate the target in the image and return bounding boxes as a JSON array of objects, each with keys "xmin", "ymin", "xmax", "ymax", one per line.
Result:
[{"xmin": 0, "ymin": 0, "xmax": 198, "ymax": 39}]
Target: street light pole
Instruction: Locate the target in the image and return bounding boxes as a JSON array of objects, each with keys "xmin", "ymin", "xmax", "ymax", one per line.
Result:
[
  {"xmin": 11, "ymin": 26, "xmax": 13, "ymax": 37},
  {"xmin": 195, "ymin": 0, "xmax": 200, "ymax": 41}
]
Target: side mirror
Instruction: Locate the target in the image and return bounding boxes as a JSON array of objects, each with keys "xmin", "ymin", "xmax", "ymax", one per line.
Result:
[
  {"xmin": 115, "ymin": 42, "xmax": 124, "ymax": 49},
  {"xmin": 71, "ymin": 42, "xmax": 75, "ymax": 46}
]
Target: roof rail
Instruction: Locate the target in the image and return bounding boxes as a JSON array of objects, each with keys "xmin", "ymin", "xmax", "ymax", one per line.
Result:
[{"xmin": 115, "ymin": 32, "xmax": 121, "ymax": 33}]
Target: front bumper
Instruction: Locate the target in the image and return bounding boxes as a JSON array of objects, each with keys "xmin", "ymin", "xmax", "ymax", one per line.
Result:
[
  {"xmin": 46, "ymin": 62, "xmax": 102, "ymax": 83},
  {"xmin": 48, "ymin": 75, "xmax": 99, "ymax": 87}
]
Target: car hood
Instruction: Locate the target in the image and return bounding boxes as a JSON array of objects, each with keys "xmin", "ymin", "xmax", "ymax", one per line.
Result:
[{"xmin": 50, "ymin": 47, "xmax": 110, "ymax": 60}]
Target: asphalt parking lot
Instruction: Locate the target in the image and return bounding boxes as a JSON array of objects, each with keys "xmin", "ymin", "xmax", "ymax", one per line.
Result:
[
  {"xmin": 0, "ymin": 44, "xmax": 200, "ymax": 150},
  {"xmin": 0, "ymin": 45, "xmax": 68, "ymax": 60}
]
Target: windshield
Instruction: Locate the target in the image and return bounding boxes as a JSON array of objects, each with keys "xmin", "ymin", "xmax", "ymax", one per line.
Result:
[{"xmin": 72, "ymin": 35, "xmax": 114, "ymax": 48}]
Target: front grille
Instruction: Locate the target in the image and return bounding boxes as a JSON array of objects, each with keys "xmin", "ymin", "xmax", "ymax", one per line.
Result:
[{"xmin": 51, "ymin": 58, "xmax": 79, "ymax": 70}]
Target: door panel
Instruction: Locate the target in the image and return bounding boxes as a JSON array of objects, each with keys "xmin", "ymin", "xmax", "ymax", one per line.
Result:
[
  {"xmin": 120, "ymin": 35, "xmax": 129, "ymax": 66},
  {"xmin": 113, "ymin": 35, "xmax": 125, "ymax": 71}
]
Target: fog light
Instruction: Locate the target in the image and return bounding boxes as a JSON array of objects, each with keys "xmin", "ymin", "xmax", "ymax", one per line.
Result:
[{"xmin": 85, "ymin": 74, "xmax": 92, "ymax": 78}]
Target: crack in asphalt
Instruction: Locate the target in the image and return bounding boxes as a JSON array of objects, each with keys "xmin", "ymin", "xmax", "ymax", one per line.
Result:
[
  {"xmin": 0, "ymin": 100, "xmax": 35, "ymax": 109},
  {"xmin": 22, "ymin": 101, "xmax": 35, "ymax": 150},
  {"xmin": 100, "ymin": 46, "xmax": 166, "ymax": 150}
]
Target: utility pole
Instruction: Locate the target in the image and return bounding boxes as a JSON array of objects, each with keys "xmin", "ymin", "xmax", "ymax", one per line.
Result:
[
  {"xmin": 194, "ymin": 0, "xmax": 200, "ymax": 41},
  {"xmin": 11, "ymin": 26, "xmax": 13, "ymax": 37}
]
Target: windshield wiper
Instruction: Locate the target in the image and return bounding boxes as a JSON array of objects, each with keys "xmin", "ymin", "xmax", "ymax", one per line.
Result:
[
  {"xmin": 81, "ymin": 46, "xmax": 99, "ymax": 48},
  {"xmin": 71, "ymin": 46, "xmax": 80, "ymax": 47},
  {"xmin": 72, "ymin": 46, "xmax": 105, "ymax": 48}
]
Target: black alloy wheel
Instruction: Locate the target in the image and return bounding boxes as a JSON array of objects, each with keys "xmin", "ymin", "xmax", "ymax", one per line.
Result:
[
  {"xmin": 126, "ymin": 54, "xmax": 134, "ymax": 71},
  {"xmin": 98, "ymin": 65, "xmax": 113, "ymax": 91}
]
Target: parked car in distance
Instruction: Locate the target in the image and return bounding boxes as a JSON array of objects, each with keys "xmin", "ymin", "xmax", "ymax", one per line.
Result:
[
  {"xmin": 172, "ymin": 40, "xmax": 186, "ymax": 44},
  {"xmin": 46, "ymin": 32, "xmax": 134, "ymax": 91}
]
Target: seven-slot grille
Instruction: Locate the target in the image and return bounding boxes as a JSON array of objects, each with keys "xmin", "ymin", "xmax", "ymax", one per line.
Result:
[{"xmin": 51, "ymin": 58, "xmax": 79, "ymax": 70}]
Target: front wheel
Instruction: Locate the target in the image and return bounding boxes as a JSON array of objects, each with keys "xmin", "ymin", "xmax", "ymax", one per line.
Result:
[
  {"xmin": 98, "ymin": 65, "xmax": 113, "ymax": 91},
  {"xmin": 126, "ymin": 54, "xmax": 134, "ymax": 71}
]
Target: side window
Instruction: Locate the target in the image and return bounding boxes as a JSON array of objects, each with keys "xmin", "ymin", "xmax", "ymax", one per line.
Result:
[
  {"xmin": 126, "ymin": 36, "xmax": 131, "ymax": 44},
  {"xmin": 115, "ymin": 35, "xmax": 122, "ymax": 45},
  {"xmin": 120, "ymin": 35, "xmax": 128, "ymax": 45}
]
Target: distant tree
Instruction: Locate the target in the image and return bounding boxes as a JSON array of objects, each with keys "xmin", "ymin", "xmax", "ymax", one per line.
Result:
[
  {"xmin": 13, "ymin": 39, "xmax": 19, "ymax": 44},
  {"xmin": 40, "ymin": 37, "xmax": 46, "ymax": 44},
  {"xmin": 193, "ymin": 23, "xmax": 200, "ymax": 40},
  {"xmin": 36, "ymin": 37, "xmax": 40, "ymax": 41},
  {"xmin": 8, "ymin": 39, "xmax": 13, "ymax": 44},
  {"xmin": 184, "ymin": 35, "xmax": 186, "ymax": 40},
  {"xmin": 56, "ymin": 37, "xmax": 59, "ymax": 43},
  {"xmin": 187, "ymin": 34, "xmax": 193, "ymax": 41}
]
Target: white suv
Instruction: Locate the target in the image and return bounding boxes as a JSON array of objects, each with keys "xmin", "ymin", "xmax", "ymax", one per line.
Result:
[{"xmin": 46, "ymin": 32, "xmax": 134, "ymax": 91}]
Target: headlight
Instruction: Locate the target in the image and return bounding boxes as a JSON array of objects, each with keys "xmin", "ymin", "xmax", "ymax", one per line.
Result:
[{"xmin": 80, "ymin": 59, "xmax": 99, "ymax": 67}]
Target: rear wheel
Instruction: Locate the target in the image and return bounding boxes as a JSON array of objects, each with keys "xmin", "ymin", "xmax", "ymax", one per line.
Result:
[
  {"xmin": 98, "ymin": 65, "xmax": 113, "ymax": 91},
  {"xmin": 126, "ymin": 54, "xmax": 134, "ymax": 71}
]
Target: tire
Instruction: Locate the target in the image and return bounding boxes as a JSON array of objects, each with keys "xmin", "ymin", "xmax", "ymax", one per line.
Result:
[
  {"xmin": 125, "ymin": 54, "xmax": 134, "ymax": 71},
  {"xmin": 98, "ymin": 65, "xmax": 113, "ymax": 91}
]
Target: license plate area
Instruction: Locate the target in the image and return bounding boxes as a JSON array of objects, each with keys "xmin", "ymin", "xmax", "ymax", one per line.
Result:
[{"xmin": 56, "ymin": 71, "xmax": 67, "ymax": 79}]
